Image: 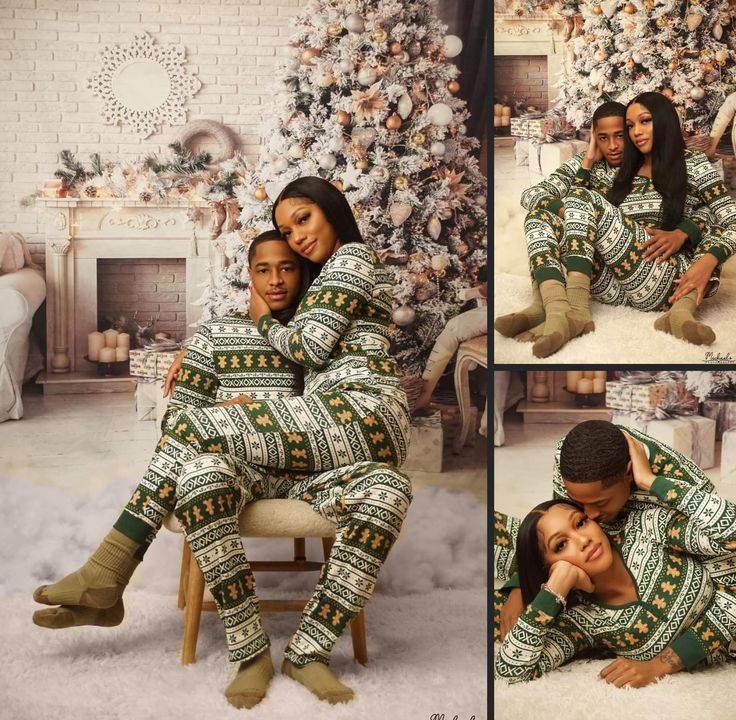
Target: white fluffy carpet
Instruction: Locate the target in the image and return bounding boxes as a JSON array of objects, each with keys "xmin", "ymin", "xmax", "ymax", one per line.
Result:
[
  {"xmin": 493, "ymin": 646, "xmax": 735, "ymax": 720},
  {"xmin": 0, "ymin": 477, "xmax": 487, "ymax": 719},
  {"xmin": 494, "ymin": 272, "xmax": 736, "ymax": 364}
]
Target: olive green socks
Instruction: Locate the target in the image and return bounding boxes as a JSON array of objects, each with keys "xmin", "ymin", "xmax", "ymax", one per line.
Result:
[
  {"xmin": 282, "ymin": 659, "xmax": 355, "ymax": 704},
  {"xmin": 494, "ymin": 281, "xmax": 545, "ymax": 338},
  {"xmin": 654, "ymin": 291, "xmax": 715, "ymax": 345},
  {"xmin": 532, "ymin": 281, "xmax": 589, "ymax": 358},
  {"xmin": 226, "ymin": 650, "xmax": 275, "ymax": 709}
]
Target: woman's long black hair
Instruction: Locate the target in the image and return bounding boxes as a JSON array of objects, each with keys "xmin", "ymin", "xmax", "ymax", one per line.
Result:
[
  {"xmin": 271, "ymin": 176, "xmax": 365, "ymax": 283},
  {"xmin": 516, "ymin": 498, "xmax": 586, "ymax": 607},
  {"xmin": 607, "ymin": 92, "xmax": 688, "ymax": 231},
  {"xmin": 247, "ymin": 230, "xmax": 311, "ymax": 323}
]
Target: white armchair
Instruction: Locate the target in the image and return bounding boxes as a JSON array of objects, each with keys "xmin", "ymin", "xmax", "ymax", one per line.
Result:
[{"xmin": 0, "ymin": 267, "xmax": 46, "ymax": 421}]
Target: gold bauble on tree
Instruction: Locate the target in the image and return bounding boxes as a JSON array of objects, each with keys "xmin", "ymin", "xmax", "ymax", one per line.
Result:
[
  {"xmin": 327, "ymin": 22, "xmax": 342, "ymax": 37},
  {"xmin": 301, "ymin": 47, "xmax": 321, "ymax": 65},
  {"xmin": 372, "ymin": 28, "xmax": 388, "ymax": 43},
  {"xmin": 668, "ymin": 59, "xmax": 679, "ymax": 71},
  {"xmin": 386, "ymin": 114, "xmax": 402, "ymax": 130},
  {"xmin": 254, "ymin": 187, "xmax": 267, "ymax": 201},
  {"xmin": 592, "ymin": 4, "xmax": 602, "ymax": 14},
  {"xmin": 390, "ymin": 42, "xmax": 402, "ymax": 55},
  {"xmin": 411, "ymin": 131, "xmax": 426, "ymax": 146},
  {"xmin": 657, "ymin": 16, "xmax": 667, "ymax": 27},
  {"xmin": 447, "ymin": 80, "xmax": 460, "ymax": 94},
  {"xmin": 393, "ymin": 175, "xmax": 408, "ymax": 190},
  {"xmin": 331, "ymin": 179, "xmax": 344, "ymax": 192},
  {"xmin": 356, "ymin": 159, "xmax": 369, "ymax": 170},
  {"xmin": 623, "ymin": 2, "xmax": 635, "ymax": 13},
  {"xmin": 337, "ymin": 110, "xmax": 351, "ymax": 126},
  {"xmin": 663, "ymin": 87, "xmax": 674, "ymax": 98}
]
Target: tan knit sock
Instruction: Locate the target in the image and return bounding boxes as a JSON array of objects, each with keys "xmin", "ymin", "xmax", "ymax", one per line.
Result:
[
  {"xmin": 532, "ymin": 281, "xmax": 588, "ymax": 358},
  {"xmin": 654, "ymin": 291, "xmax": 715, "ymax": 345},
  {"xmin": 33, "ymin": 529, "xmax": 140, "ymax": 608},
  {"xmin": 514, "ymin": 320, "xmax": 546, "ymax": 343},
  {"xmin": 32, "ymin": 600, "xmax": 124, "ymax": 629},
  {"xmin": 282, "ymin": 659, "xmax": 355, "ymax": 704},
  {"xmin": 566, "ymin": 273, "xmax": 595, "ymax": 331},
  {"xmin": 225, "ymin": 650, "xmax": 274, "ymax": 709},
  {"xmin": 494, "ymin": 280, "xmax": 545, "ymax": 337}
]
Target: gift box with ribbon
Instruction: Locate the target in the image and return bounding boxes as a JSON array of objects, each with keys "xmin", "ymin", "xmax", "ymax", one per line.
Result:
[
  {"xmin": 606, "ymin": 375, "xmax": 696, "ymax": 416},
  {"xmin": 702, "ymin": 399, "xmax": 736, "ymax": 440},
  {"xmin": 129, "ymin": 349, "xmax": 180, "ymax": 379},
  {"xmin": 403, "ymin": 410, "xmax": 443, "ymax": 473},
  {"xmin": 721, "ymin": 428, "xmax": 736, "ymax": 480}
]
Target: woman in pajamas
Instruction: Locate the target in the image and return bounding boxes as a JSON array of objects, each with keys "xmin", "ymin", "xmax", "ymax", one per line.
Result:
[
  {"xmin": 508, "ymin": 92, "xmax": 736, "ymax": 357},
  {"xmin": 33, "ymin": 217, "xmax": 412, "ymax": 707},
  {"xmin": 495, "ymin": 466, "xmax": 736, "ymax": 686}
]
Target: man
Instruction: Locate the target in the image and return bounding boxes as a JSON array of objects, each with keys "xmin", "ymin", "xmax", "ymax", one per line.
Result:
[
  {"xmin": 494, "ymin": 420, "xmax": 736, "ymax": 682},
  {"xmin": 33, "ymin": 232, "xmax": 412, "ymax": 709}
]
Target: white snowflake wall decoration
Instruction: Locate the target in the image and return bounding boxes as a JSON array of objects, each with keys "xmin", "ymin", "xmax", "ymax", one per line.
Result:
[{"xmin": 87, "ymin": 33, "xmax": 202, "ymax": 139}]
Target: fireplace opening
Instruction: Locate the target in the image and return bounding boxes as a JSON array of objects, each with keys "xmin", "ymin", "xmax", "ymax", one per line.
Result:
[
  {"xmin": 494, "ymin": 55, "xmax": 549, "ymax": 113},
  {"xmin": 97, "ymin": 258, "xmax": 187, "ymax": 346}
]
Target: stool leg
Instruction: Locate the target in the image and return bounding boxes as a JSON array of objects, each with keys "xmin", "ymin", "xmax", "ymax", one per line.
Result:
[
  {"xmin": 177, "ymin": 539, "xmax": 190, "ymax": 610},
  {"xmin": 350, "ymin": 609, "xmax": 368, "ymax": 665},
  {"xmin": 181, "ymin": 549, "xmax": 205, "ymax": 664},
  {"xmin": 321, "ymin": 536, "xmax": 334, "ymax": 559}
]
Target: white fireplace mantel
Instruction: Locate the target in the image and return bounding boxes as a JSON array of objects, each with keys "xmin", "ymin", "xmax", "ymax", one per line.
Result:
[{"xmin": 37, "ymin": 197, "xmax": 221, "ymax": 393}]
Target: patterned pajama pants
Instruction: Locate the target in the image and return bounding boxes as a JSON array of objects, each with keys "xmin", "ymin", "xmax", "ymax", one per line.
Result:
[
  {"xmin": 115, "ymin": 435, "xmax": 412, "ymax": 666},
  {"xmin": 165, "ymin": 386, "xmax": 411, "ymax": 473}
]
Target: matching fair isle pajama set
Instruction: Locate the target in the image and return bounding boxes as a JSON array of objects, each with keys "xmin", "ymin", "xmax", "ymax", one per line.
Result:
[
  {"xmin": 495, "ymin": 475, "xmax": 736, "ymax": 682},
  {"xmin": 493, "ymin": 427, "xmax": 736, "ymax": 646},
  {"xmin": 113, "ymin": 244, "xmax": 412, "ymax": 666}
]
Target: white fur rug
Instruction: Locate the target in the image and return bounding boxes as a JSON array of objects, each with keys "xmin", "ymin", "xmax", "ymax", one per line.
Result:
[
  {"xmin": 0, "ymin": 477, "xmax": 487, "ymax": 719},
  {"xmin": 494, "ymin": 272, "xmax": 736, "ymax": 364},
  {"xmin": 493, "ymin": 646, "xmax": 735, "ymax": 720}
]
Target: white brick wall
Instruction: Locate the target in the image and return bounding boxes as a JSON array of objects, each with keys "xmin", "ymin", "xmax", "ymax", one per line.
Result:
[{"xmin": 0, "ymin": 0, "xmax": 306, "ymax": 266}]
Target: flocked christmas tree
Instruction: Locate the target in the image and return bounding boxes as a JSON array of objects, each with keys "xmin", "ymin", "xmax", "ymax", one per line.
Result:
[
  {"xmin": 199, "ymin": 0, "xmax": 487, "ymax": 376},
  {"xmin": 506, "ymin": 0, "xmax": 736, "ymax": 134}
]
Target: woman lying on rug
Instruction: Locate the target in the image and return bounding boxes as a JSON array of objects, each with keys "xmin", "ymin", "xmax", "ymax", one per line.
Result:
[
  {"xmin": 494, "ymin": 449, "xmax": 736, "ymax": 686},
  {"xmin": 496, "ymin": 92, "xmax": 736, "ymax": 358},
  {"xmin": 32, "ymin": 181, "xmax": 413, "ymax": 709}
]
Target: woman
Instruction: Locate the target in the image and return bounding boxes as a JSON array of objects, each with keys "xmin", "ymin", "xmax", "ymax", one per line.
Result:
[
  {"xmin": 495, "ymin": 473, "xmax": 736, "ymax": 685},
  {"xmin": 33, "ymin": 186, "xmax": 413, "ymax": 707},
  {"xmin": 503, "ymin": 92, "xmax": 736, "ymax": 357}
]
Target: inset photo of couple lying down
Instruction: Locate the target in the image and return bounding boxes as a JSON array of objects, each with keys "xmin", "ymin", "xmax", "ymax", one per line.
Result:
[
  {"xmin": 494, "ymin": 90, "xmax": 736, "ymax": 364},
  {"xmin": 493, "ymin": 369, "xmax": 736, "ymax": 717}
]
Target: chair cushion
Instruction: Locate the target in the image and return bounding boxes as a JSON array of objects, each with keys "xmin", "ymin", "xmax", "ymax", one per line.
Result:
[
  {"xmin": 163, "ymin": 498, "xmax": 336, "ymax": 538},
  {"xmin": 458, "ymin": 335, "xmax": 488, "ymax": 365}
]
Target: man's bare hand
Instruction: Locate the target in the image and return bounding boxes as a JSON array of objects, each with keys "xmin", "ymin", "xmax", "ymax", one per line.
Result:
[
  {"xmin": 215, "ymin": 394, "xmax": 254, "ymax": 407},
  {"xmin": 163, "ymin": 348, "xmax": 187, "ymax": 397},
  {"xmin": 621, "ymin": 431, "xmax": 656, "ymax": 492}
]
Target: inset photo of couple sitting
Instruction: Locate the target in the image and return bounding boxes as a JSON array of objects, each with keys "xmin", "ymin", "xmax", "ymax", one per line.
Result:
[{"xmin": 493, "ymin": 370, "xmax": 736, "ymax": 717}]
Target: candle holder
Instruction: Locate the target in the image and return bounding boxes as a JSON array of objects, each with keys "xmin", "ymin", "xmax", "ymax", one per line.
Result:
[
  {"xmin": 85, "ymin": 356, "xmax": 130, "ymax": 377},
  {"xmin": 563, "ymin": 386, "xmax": 605, "ymax": 408}
]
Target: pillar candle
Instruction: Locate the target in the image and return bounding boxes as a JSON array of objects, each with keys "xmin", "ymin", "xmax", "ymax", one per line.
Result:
[
  {"xmin": 582, "ymin": 371, "xmax": 596, "ymax": 379},
  {"xmin": 593, "ymin": 378, "xmax": 606, "ymax": 394},
  {"xmin": 502, "ymin": 105, "xmax": 511, "ymax": 117},
  {"xmin": 116, "ymin": 333, "xmax": 130, "ymax": 348},
  {"xmin": 577, "ymin": 378, "xmax": 594, "ymax": 394},
  {"xmin": 493, "ymin": 116, "xmax": 502, "ymax": 127},
  {"xmin": 87, "ymin": 331, "xmax": 104, "ymax": 361},
  {"xmin": 593, "ymin": 371, "xmax": 607, "ymax": 380},
  {"xmin": 115, "ymin": 346, "xmax": 129, "ymax": 362},
  {"xmin": 501, "ymin": 116, "xmax": 510, "ymax": 126},
  {"xmin": 103, "ymin": 329, "xmax": 119, "ymax": 348},
  {"xmin": 566, "ymin": 371, "xmax": 582, "ymax": 393},
  {"xmin": 99, "ymin": 347, "xmax": 116, "ymax": 363}
]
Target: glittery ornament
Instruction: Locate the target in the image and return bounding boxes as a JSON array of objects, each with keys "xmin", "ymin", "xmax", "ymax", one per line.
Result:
[
  {"xmin": 372, "ymin": 28, "xmax": 388, "ymax": 43},
  {"xmin": 390, "ymin": 42, "xmax": 402, "ymax": 55},
  {"xmin": 623, "ymin": 3, "xmax": 635, "ymax": 13},
  {"xmin": 337, "ymin": 110, "xmax": 351, "ymax": 126},
  {"xmin": 411, "ymin": 132, "xmax": 426, "ymax": 146},
  {"xmin": 288, "ymin": 143, "xmax": 305, "ymax": 159},
  {"xmin": 254, "ymin": 187, "xmax": 267, "ymax": 201},
  {"xmin": 327, "ymin": 22, "xmax": 342, "ymax": 37},
  {"xmin": 592, "ymin": 4, "xmax": 602, "ymax": 14},
  {"xmin": 430, "ymin": 141, "xmax": 446, "ymax": 156},
  {"xmin": 393, "ymin": 175, "xmax": 408, "ymax": 190},
  {"xmin": 392, "ymin": 305, "xmax": 416, "ymax": 326},
  {"xmin": 345, "ymin": 13, "xmax": 365, "ymax": 33},
  {"xmin": 301, "ymin": 48, "xmax": 321, "ymax": 65},
  {"xmin": 447, "ymin": 80, "xmax": 460, "ymax": 94},
  {"xmin": 690, "ymin": 86, "xmax": 705, "ymax": 100},
  {"xmin": 357, "ymin": 67, "xmax": 378, "ymax": 86},
  {"xmin": 386, "ymin": 114, "xmax": 402, "ymax": 130},
  {"xmin": 356, "ymin": 159, "xmax": 369, "ymax": 170}
]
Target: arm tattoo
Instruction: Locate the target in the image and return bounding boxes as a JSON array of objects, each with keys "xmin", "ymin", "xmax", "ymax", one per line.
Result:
[{"xmin": 659, "ymin": 647, "xmax": 683, "ymax": 672}]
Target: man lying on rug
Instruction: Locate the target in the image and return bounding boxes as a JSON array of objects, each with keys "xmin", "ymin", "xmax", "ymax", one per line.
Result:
[
  {"xmin": 494, "ymin": 420, "xmax": 736, "ymax": 687},
  {"xmin": 495, "ymin": 95, "xmax": 732, "ymax": 357}
]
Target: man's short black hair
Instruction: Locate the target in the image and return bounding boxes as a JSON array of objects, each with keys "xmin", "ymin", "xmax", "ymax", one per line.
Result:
[
  {"xmin": 592, "ymin": 101, "xmax": 626, "ymax": 128},
  {"xmin": 559, "ymin": 420, "xmax": 629, "ymax": 488}
]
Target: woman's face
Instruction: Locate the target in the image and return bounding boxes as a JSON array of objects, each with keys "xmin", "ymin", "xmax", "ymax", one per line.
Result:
[
  {"xmin": 274, "ymin": 197, "xmax": 341, "ymax": 265},
  {"xmin": 626, "ymin": 102, "xmax": 654, "ymax": 157},
  {"xmin": 536, "ymin": 504, "xmax": 614, "ymax": 578},
  {"xmin": 249, "ymin": 239, "xmax": 302, "ymax": 312}
]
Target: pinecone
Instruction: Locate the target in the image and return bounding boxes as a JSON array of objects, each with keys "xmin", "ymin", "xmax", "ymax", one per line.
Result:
[
  {"xmin": 139, "ymin": 190, "xmax": 153, "ymax": 202},
  {"xmin": 83, "ymin": 184, "xmax": 97, "ymax": 198}
]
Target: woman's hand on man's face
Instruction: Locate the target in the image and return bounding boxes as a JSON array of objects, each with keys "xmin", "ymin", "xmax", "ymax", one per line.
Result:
[
  {"xmin": 248, "ymin": 283, "xmax": 271, "ymax": 324},
  {"xmin": 548, "ymin": 560, "xmax": 594, "ymax": 596}
]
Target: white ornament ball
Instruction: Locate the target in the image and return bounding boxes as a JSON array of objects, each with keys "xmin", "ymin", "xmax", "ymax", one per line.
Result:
[
  {"xmin": 345, "ymin": 13, "xmax": 365, "ymax": 33},
  {"xmin": 426, "ymin": 103, "xmax": 453, "ymax": 126},
  {"xmin": 329, "ymin": 137, "xmax": 344, "ymax": 152},
  {"xmin": 476, "ymin": 194, "xmax": 487, "ymax": 207},
  {"xmin": 632, "ymin": 51, "xmax": 643, "ymax": 64},
  {"xmin": 272, "ymin": 156, "xmax": 289, "ymax": 173},
  {"xmin": 316, "ymin": 70, "xmax": 335, "ymax": 88},
  {"xmin": 357, "ymin": 67, "xmax": 377, "ymax": 86},
  {"xmin": 317, "ymin": 152, "xmax": 337, "ymax": 170},
  {"xmin": 392, "ymin": 305, "xmax": 416, "ymax": 326},
  {"xmin": 240, "ymin": 206, "xmax": 255, "ymax": 223},
  {"xmin": 430, "ymin": 141, "xmax": 446, "ymax": 156},
  {"xmin": 594, "ymin": 49, "xmax": 607, "ymax": 62},
  {"xmin": 338, "ymin": 59, "xmax": 354, "ymax": 74},
  {"xmin": 370, "ymin": 165, "xmax": 390, "ymax": 183},
  {"xmin": 288, "ymin": 143, "xmax": 305, "ymax": 159},
  {"xmin": 716, "ymin": 49, "xmax": 729, "ymax": 63},
  {"xmin": 430, "ymin": 253, "xmax": 449, "ymax": 272},
  {"xmin": 690, "ymin": 86, "xmax": 705, "ymax": 100},
  {"xmin": 443, "ymin": 35, "xmax": 463, "ymax": 58}
]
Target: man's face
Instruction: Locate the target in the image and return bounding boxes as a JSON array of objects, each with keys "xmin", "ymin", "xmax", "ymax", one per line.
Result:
[
  {"xmin": 562, "ymin": 471, "xmax": 632, "ymax": 524},
  {"xmin": 594, "ymin": 115, "xmax": 625, "ymax": 167},
  {"xmin": 249, "ymin": 240, "xmax": 302, "ymax": 312}
]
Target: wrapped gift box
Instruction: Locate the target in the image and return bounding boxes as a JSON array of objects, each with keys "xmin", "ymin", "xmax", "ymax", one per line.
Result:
[
  {"xmin": 721, "ymin": 428, "xmax": 736, "ymax": 480},
  {"xmin": 646, "ymin": 418, "xmax": 693, "ymax": 459},
  {"xmin": 403, "ymin": 410, "xmax": 443, "ymax": 473},
  {"xmin": 610, "ymin": 410, "xmax": 649, "ymax": 432},
  {"xmin": 687, "ymin": 415, "xmax": 716, "ymax": 470},
  {"xmin": 514, "ymin": 138, "xmax": 529, "ymax": 167},
  {"xmin": 510, "ymin": 116, "xmax": 546, "ymax": 138},
  {"xmin": 135, "ymin": 380, "xmax": 160, "ymax": 422},
  {"xmin": 129, "ymin": 349, "xmax": 179, "ymax": 379},
  {"xmin": 540, "ymin": 139, "xmax": 588, "ymax": 177},
  {"xmin": 702, "ymin": 399, "xmax": 736, "ymax": 440},
  {"xmin": 607, "ymin": 381, "xmax": 634, "ymax": 410},
  {"xmin": 606, "ymin": 380, "xmax": 695, "ymax": 414}
]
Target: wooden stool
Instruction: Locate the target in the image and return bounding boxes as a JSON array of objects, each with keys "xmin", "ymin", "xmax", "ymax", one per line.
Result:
[
  {"xmin": 164, "ymin": 499, "xmax": 368, "ymax": 665},
  {"xmin": 452, "ymin": 334, "xmax": 488, "ymax": 453}
]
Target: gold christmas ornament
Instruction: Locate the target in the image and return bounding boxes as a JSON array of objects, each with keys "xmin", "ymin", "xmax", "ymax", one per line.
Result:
[
  {"xmin": 254, "ymin": 187, "xmax": 267, "ymax": 201},
  {"xmin": 447, "ymin": 80, "xmax": 460, "ymax": 94},
  {"xmin": 390, "ymin": 42, "xmax": 403, "ymax": 55},
  {"xmin": 657, "ymin": 16, "xmax": 667, "ymax": 27},
  {"xmin": 331, "ymin": 179, "xmax": 344, "ymax": 192},
  {"xmin": 393, "ymin": 175, "xmax": 408, "ymax": 190},
  {"xmin": 668, "ymin": 60, "xmax": 679, "ymax": 71},
  {"xmin": 716, "ymin": 49, "xmax": 729, "ymax": 63},
  {"xmin": 686, "ymin": 13, "xmax": 703, "ymax": 31},
  {"xmin": 662, "ymin": 87, "xmax": 674, "ymax": 98},
  {"xmin": 594, "ymin": 49, "xmax": 607, "ymax": 61},
  {"xmin": 372, "ymin": 28, "xmax": 388, "ymax": 43},
  {"xmin": 592, "ymin": 4, "xmax": 602, "ymax": 14},
  {"xmin": 327, "ymin": 22, "xmax": 342, "ymax": 37},
  {"xmin": 386, "ymin": 114, "xmax": 402, "ymax": 130},
  {"xmin": 356, "ymin": 159, "xmax": 369, "ymax": 170},
  {"xmin": 623, "ymin": 3, "xmax": 635, "ymax": 13},
  {"xmin": 337, "ymin": 110, "xmax": 351, "ymax": 126},
  {"xmin": 411, "ymin": 131, "xmax": 426, "ymax": 145},
  {"xmin": 301, "ymin": 48, "xmax": 321, "ymax": 65}
]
